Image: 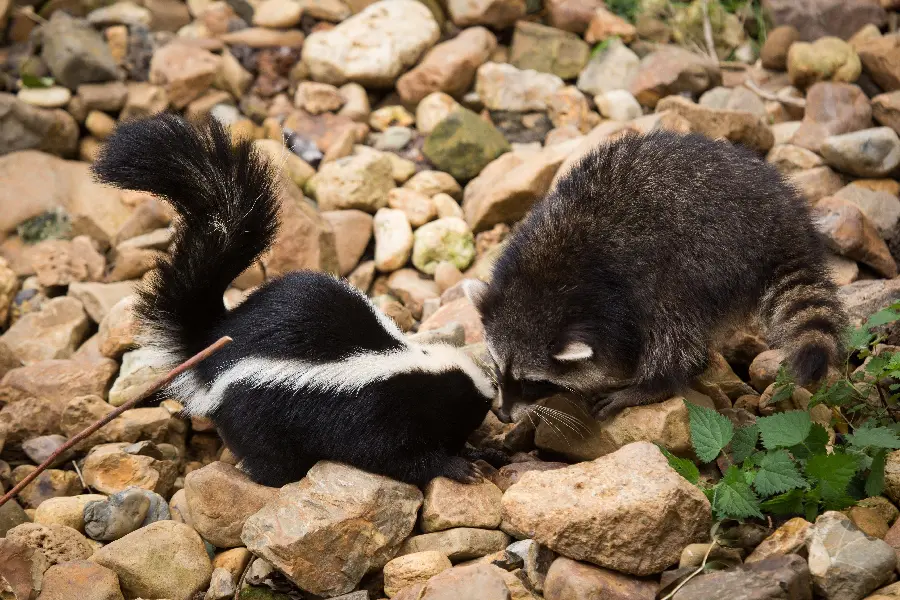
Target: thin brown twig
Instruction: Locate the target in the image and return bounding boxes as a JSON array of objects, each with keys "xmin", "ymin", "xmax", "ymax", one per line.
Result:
[
  {"xmin": 743, "ymin": 79, "xmax": 807, "ymax": 109},
  {"xmin": 0, "ymin": 336, "xmax": 232, "ymax": 509}
]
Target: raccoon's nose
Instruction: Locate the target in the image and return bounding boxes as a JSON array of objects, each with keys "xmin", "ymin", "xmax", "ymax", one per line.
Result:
[{"xmin": 496, "ymin": 407, "xmax": 512, "ymax": 423}]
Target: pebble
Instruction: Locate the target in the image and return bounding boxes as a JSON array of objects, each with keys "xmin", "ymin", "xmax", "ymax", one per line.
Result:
[
  {"xmin": 148, "ymin": 42, "xmax": 221, "ymax": 109},
  {"xmin": 204, "ymin": 567, "xmax": 235, "ymax": 600},
  {"xmin": 761, "ymin": 25, "xmax": 800, "ymax": 71},
  {"xmin": 241, "ymin": 461, "xmax": 423, "ymax": 597},
  {"xmin": 446, "ymin": 0, "xmax": 524, "ymax": 29},
  {"xmin": 383, "ymin": 551, "xmax": 453, "ymax": 597},
  {"xmin": 41, "ymin": 12, "xmax": 119, "ymax": 89},
  {"xmin": 629, "ymin": 45, "xmax": 721, "ymax": 109},
  {"xmin": 807, "ymin": 511, "xmax": 896, "ymax": 600},
  {"xmin": 370, "ymin": 106, "xmax": 415, "ymax": 132},
  {"xmin": 509, "ymin": 21, "xmax": 590, "ymax": 80},
  {"xmin": 462, "ymin": 140, "xmax": 578, "ymax": 232},
  {"xmin": 311, "ymin": 152, "xmax": 395, "ymax": 213},
  {"xmin": 412, "ymin": 217, "xmax": 476, "ymax": 275},
  {"xmin": 81, "ymin": 442, "xmax": 178, "ymax": 496},
  {"xmin": 787, "ymin": 37, "xmax": 862, "ymax": 89},
  {"xmin": 37, "ymin": 560, "xmax": 125, "ymax": 600},
  {"xmin": 22, "ymin": 434, "xmax": 71, "ymax": 465},
  {"xmin": 416, "ymin": 92, "xmax": 462, "ymax": 136},
  {"xmin": 476, "ymin": 62, "xmax": 564, "ymax": 112},
  {"xmin": 792, "ymin": 82, "xmax": 872, "ymax": 153},
  {"xmin": 83, "ymin": 487, "xmax": 150, "ymax": 541},
  {"xmin": 373, "ymin": 126, "xmax": 414, "ymax": 152},
  {"xmin": 814, "ymin": 197, "xmax": 898, "ymax": 279},
  {"xmin": 857, "ymin": 35, "xmax": 900, "ymax": 93},
  {"xmin": 253, "ymin": 0, "xmax": 303, "ymax": 28},
  {"xmin": 594, "ymin": 89, "xmax": 642, "ymax": 122},
  {"xmin": 91, "ymin": 520, "xmax": 213, "ymax": 600},
  {"xmin": 834, "ymin": 184, "xmax": 900, "ymax": 238},
  {"xmin": 576, "ymin": 38, "xmax": 640, "ymax": 96},
  {"xmin": 400, "ymin": 528, "xmax": 511, "ymax": 563},
  {"xmin": 16, "ymin": 86, "xmax": 72, "ymax": 109},
  {"xmin": 820, "ymin": 127, "xmax": 900, "ymax": 178},
  {"xmin": 374, "ymin": 208, "xmax": 414, "ymax": 272},
  {"xmin": 321, "ymin": 209, "xmax": 374, "ymax": 276},
  {"xmin": 766, "ymin": 144, "xmax": 826, "ymax": 175},
  {"xmin": 789, "ymin": 166, "xmax": 844, "ymax": 204},
  {"xmin": 302, "ymin": 0, "xmax": 439, "ymax": 87},
  {"xmin": 107, "ymin": 347, "xmax": 167, "ymax": 407},
  {"xmin": 421, "ymin": 477, "xmax": 503, "ymax": 533},
  {"xmin": 0, "ymin": 296, "xmax": 89, "ymax": 364},
  {"xmin": 746, "ymin": 517, "xmax": 812, "ymax": 564},
  {"xmin": 184, "ymin": 461, "xmax": 278, "ymax": 548},
  {"xmin": 30, "ymin": 236, "xmax": 105, "ymax": 287},
  {"xmin": 544, "ymin": 556, "xmax": 656, "ymax": 600},
  {"xmin": 294, "ymin": 81, "xmax": 345, "ymax": 115},
  {"xmin": 33, "ymin": 494, "xmax": 107, "ymax": 533},
  {"xmin": 6, "ymin": 522, "xmax": 94, "ymax": 565},
  {"xmin": 386, "ymin": 269, "xmax": 440, "ymax": 319},
  {"xmin": 655, "ymin": 96, "xmax": 774, "ymax": 153},
  {"xmin": 8, "ymin": 465, "xmax": 82, "ymax": 509},
  {"xmin": 398, "ymin": 27, "xmax": 497, "ymax": 104}
]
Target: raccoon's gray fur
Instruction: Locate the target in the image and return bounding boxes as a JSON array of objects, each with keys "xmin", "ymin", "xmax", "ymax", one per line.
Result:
[{"xmin": 465, "ymin": 130, "xmax": 848, "ymax": 422}]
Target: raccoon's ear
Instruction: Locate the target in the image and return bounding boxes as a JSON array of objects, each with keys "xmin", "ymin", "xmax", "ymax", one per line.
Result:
[
  {"xmin": 553, "ymin": 341, "xmax": 594, "ymax": 362},
  {"xmin": 462, "ymin": 279, "xmax": 489, "ymax": 309}
]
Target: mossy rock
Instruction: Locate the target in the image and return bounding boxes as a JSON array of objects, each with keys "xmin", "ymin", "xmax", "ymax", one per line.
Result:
[{"xmin": 423, "ymin": 108, "xmax": 510, "ymax": 182}]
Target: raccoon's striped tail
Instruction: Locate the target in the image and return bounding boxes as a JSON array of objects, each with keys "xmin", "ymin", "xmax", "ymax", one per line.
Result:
[{"xmin": 761, "ymin": 263, "xmax": 848, "ymax": 385}]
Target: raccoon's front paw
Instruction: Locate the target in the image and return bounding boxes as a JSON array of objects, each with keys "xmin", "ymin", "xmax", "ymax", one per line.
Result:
[{"xmin": 440, "ymin": 456, "xmax": 484, "ymax": 484}]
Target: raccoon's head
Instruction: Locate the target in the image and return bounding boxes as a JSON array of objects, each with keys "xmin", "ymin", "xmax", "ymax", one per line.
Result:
[{"xmin": 463, "ymin": 279, "xmax": 634, "ymax": 423}]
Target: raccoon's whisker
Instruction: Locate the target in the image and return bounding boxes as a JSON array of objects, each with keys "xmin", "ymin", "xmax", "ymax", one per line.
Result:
[
  {"xmin": 534, "ymin": 407, "xmax": 589, "ymax": 439},
  {"xmin": 533, "ymin": 406, "xmax": 584, "ymax": 440},
  {"xmin": 535, "ymin": 412, "xmax": 571, "ymax": 446}
]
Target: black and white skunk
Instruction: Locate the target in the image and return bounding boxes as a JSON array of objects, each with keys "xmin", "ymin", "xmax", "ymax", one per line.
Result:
[
  {"xmin": 92, "ymin": 115, "xmax": 497, "ymax": 487},
  {"xmin": 465, "ymin": 130, "xmax": 848, "ymax": 423}
]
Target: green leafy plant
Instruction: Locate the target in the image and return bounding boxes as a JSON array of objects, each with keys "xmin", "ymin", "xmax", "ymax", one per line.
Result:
[{"xmin": 664, "ymin": 303, "xmax": 900, "ymax": 522}]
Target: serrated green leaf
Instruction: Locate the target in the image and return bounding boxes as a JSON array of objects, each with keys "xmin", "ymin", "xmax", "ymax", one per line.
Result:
[
  {"xmin": 790, "ymin": 423, "xmax": 829, "ymax": 461},
  {"xmin": 731, "ymin": 424, "xmax": 759, "ymax": 463},
  {"xmin": 757, "ymin": 411, "xmax": 812, "ymax": 450},
  {"xmin": 805, "ymin": 486, "xmax": 822, "ymax": 522},
  {"xmin": 657, "ymin": 444, "xmax": 700, "ymax": 485},
  {"xmin": 866, "ymin": 450, "xmax": 887, "ymax": 497},
  {"xmin": 686, "ymin": 401, "xmax": 734, "ymax": 463},
  {"xmin": 810, "ymin": 379, "xmax": 858, "ymax": 409},
  {"xmin": 753, "ymin": 450, "xmax": 808, "ymax": 497},
  {"xmin": 806, "ymin": 452, "xmax": 860, "ymax": 503},
  {"xmin": 865, "ymin": 306, "xmax": 900, "ymax": 329},
  {"xmin": 760, "ymin": 488, "xmax": 805, "ymax": 516},
  {"xmin": 713, "ymin": 466, "xmax": 763, "ymax": 521},
  {"xmin": 846, "ymin": 426, "xmax": 900, "ymax": 450}
]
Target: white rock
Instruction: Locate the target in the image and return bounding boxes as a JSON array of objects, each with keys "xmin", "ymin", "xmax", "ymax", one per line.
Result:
[
  {"xmin": 594, "ymin": 89, "xmax": 642, "ymax": 122},
  {"xmin": 476, "ymin": 62, "xmax": 565, "ymax": 112},
  {"xmin": 302, "ymin": 0, "xmax": 439, "ymax": 87},
  {"xmin": 820, "ymin": 127, "xmax": 900, "ymax": 178},
  {"xmin": 374, "ymin": 208, "xmax": 414, "ymax": 272},
  {"xmin": 16, "ymin": 86, "xmax": 73, "ymax": 109}
]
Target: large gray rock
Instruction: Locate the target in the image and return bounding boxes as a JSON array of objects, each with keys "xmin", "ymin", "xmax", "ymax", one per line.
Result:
[
  {"xmin": 576, "ymin": 38, "xmax": 640, "ymax": 96},
  {"xmin": 501, "ymin": 442, "xmax": 711, "ymax": 576},
  {"xmin": 806, "ymin": 511, "xmax": 896, "ymax": 600},
  {"xmin": 672, "ymin": 555, "xmax": 812, "ymax": 600},
  {"xmin": 241, "ymin": 461, "xmax": 422, "ymax": 597}
]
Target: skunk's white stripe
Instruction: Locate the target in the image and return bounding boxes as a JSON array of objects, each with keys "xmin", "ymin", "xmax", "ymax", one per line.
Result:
[{"xmin": 173, "ymin": 342, "xmax": 495, "ymax": 415}]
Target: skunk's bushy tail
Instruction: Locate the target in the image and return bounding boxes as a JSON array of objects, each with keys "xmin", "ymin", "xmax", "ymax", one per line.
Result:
[{"xmin": 92, "ymin": 114, "xmax": 279, "ymax": 359}]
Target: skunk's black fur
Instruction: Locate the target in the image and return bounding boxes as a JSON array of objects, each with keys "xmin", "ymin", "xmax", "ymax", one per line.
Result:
[{"xmin": 93, "ymin": 115, "xmax": 497, "ymax": 487}]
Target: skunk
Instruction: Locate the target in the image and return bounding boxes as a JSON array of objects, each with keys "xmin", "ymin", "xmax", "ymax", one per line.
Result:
[
  {"xmin": 465, "ymin": 130, "xmax": 848, "ymax": 422},
  {"xmin": 92, "ymin": 114, "xmax": 497, "ymax": 487}
]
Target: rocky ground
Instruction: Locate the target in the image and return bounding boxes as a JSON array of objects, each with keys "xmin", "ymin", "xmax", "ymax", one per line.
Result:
[{"xmin": 2, "ymin": 0, "xmax": 900, "ymax": 598}]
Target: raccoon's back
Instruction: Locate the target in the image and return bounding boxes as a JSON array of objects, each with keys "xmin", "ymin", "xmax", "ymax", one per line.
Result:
[{"xmin": 515, "ymin": 132, "xmax": 822, "ymax": 300}]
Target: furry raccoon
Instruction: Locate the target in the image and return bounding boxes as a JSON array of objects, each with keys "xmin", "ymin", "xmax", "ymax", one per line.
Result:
[
  {"xmin": 92, "ymin": 114, "xmax": 499, "ymax": 487},
  {"xmin": 464, "ymin": 130, "xmax": 848, "ymax": 422}
]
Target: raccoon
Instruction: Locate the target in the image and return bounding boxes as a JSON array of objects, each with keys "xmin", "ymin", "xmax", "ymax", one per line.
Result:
[
  {"xmin": 91, "ymin": 115, "xmax": 500, "ymax": 487},
  {"xmin": 464, "ymin": 130, "xmax": 848, "ymax": 422}
]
